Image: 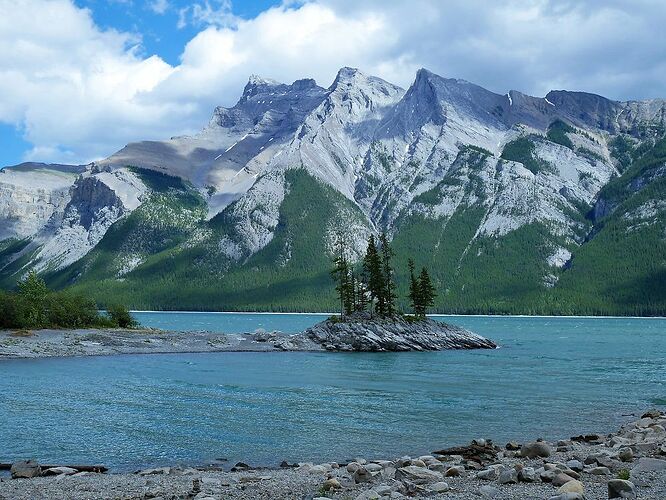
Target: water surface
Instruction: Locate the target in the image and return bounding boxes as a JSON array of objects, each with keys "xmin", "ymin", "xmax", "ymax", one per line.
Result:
[{"xmin": 1, "ymin": 314, "xmax": 664, "ymax": 470}]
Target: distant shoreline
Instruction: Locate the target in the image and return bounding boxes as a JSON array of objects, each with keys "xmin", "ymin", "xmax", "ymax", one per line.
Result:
[{"xmin": 132, "ymin": 310, "xmax": 666, "ymax": 319}]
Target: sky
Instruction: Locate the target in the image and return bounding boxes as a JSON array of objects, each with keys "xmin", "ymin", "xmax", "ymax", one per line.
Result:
[{"xmin": 1, "ymin": 0, "xmax": 665, "ymax": 167}]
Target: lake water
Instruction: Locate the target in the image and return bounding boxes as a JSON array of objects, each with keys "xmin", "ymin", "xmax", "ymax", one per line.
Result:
[{"xmin": 1, "ymin": 314, "xmax": 664, "ymax": 471}]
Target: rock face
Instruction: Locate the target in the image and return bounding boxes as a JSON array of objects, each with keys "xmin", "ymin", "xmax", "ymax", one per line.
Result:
[
  {"xmin": 292, "ymin": 314, "xmax": 497, "ymax": 351},
  {"xmin": 1, "ymin": 67, "xmax": 664, "ymax": 313}
]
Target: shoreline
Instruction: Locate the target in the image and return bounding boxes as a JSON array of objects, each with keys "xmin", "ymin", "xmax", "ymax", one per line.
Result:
[
  {"xmin": 132, "ymin": 310, "xmax": 666, "ymax": 319},
  {"xmin": 0, "ymin": 328, "xmax": 302, "ymax": 360},
  {"xmin": 1, "ymin": 410, "xmax": 664, "ymax": 499}
]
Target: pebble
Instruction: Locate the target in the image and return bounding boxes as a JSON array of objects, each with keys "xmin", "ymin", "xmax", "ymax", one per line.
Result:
[
  {"xmin": 552, "ymin": 472, "xmax": 576, "ymax": 487},
  {"xmin": 549, "ymin": 494, "xmax": 585, "ymax": 500},
  {"xmin": 347, "ymin": 462, "xmax": 361, "ymax": 473},
  {"xmin": 43, "ymin": 467, "xmax": 78, "ymax": 476},
  {"xmin": 396, "ymin": 465, "xmax": 443, "ymax": 483},
  {"xmin": 521, "ymin": 441, "xmax": 553, "ymax": 458},
  {"xmin": 355, "ymin": 490, "xmax": 379, "ymax": 500},
  {"xmin": 444, "ymin": 465, "xmax": 465, "ymax": 477},
  {"xmin": 518, "ymin": 466, "xmax": 536, "ymax": 482},
  {"xmin": 354, "ymin": 466, "xmax": 372, "ymax": 483},
  {"xmin": 476, "ymin": 468, "xmax": 499, "ymax": 480},
  {"xmin": 429, "ymin": 481, "xmax": 449, "ymax": 492},
  {"xmin": 498, "ymin": 468, "xmax": 518, "ymax": 484},
  {"xmin": 617, "ymin": 447, "xmax": 634, "ymax": 462},
  {"xmin": 364, "ymin": 463, "xmax": 383, "ymax": 473},
  {"xmin": 322, "ymin": 478, "xmax": 341, "ymax": 491},
  {"xmin": 566, "ymin": 459, "xmax": 584, "ymax": 472},
  {"xmin": 608, "ymin": 478, "xmax": 637, "ymax": 499},
  {"xmin": 558, "ymin": 479, "xmax": 584, "ymax": 494},
  {"xmin": 478, "ymin": 485, "xmax": 500, "ymax": 498}
]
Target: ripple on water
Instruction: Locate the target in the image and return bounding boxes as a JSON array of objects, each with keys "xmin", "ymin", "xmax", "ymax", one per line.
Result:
[{"xmin": 0, "ymin": 314, "xmax": 664, "ymax": 470}]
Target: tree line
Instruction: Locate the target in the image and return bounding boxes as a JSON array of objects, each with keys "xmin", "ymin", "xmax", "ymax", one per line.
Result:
[
  {"xmin": 330, "ymin": 233, "xmax": 436, "ymax": 319},
  {"xmin": 0, "ymin": 271, "xmax": 138, "ymax": 330}
]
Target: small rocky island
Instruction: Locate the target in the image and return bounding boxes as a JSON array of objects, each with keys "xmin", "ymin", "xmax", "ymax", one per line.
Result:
[
  {"xmin": 0, "ymin": 315, "xmax": 496, "ymax": 359},
  {"xmin": 274, "ymin": 314, "xmax": 497, "ymax": 351}
]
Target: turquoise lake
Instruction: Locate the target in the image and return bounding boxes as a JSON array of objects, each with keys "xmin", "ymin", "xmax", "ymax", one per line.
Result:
[{"xmin": 1, "ymin": 314, "xmax": 664, "ymax": 471}]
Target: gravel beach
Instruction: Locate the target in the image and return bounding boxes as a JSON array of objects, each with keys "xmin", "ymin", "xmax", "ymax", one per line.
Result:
[
  {"xmin": 1, "ymin": 410, "xmax": 665, "ymax": 499},
  {"xmin": 0, "ymin": 328, "xmax": 276, "ymax": 358}
]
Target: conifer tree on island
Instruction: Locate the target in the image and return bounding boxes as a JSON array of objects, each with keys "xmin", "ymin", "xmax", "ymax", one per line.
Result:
[
  {"xmin": 330, "ymin": 236, "xmax": 352, "ymax": 317},
  {"xmin": 408, "ymin": 258, "xmax": 420, "ymax": 315},
  {"xmin": 379, "ymin": 232, "xmax": 397, "ymax": 316},
  {"xmin": 330, "ymin": 234, "xmax": 438, "ymax": 320},
  {"xmin": 362, "ymin": 234, "xmax": 385, "ymax": 317},
  {"xmin": 417, "ymin": 267, "xmax": 437, "ymax": 318}
]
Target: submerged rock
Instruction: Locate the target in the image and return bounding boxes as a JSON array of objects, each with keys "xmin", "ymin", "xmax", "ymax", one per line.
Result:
[{"xmin": 278, "ymin": 313, "xmax": 496, "ymax": 352}]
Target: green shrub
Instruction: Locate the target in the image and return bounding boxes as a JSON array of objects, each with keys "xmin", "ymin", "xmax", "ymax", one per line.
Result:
[
  {"xmin": 106, "ymin": 303, "xmax": 139, "ymax": 329},
  {"xmin": 617, "ymin": 469, "xmax": 630, "ymax": 480},
  {"xmin": 0, "ymin": 273, "xmax": 136, "ymax": 329}
]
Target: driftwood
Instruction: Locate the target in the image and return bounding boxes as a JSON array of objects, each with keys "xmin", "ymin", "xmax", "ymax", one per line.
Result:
[
  {"xmin": 571, "ymin": 434, "xmax": 604, "ymax": 444},
  {"xmin": 432, "ymin": 440, "xmax": 499, "ymax": 464},
  {"xmin": 0, "ymin": 463, "xmax": 107, "ymax": 473}
]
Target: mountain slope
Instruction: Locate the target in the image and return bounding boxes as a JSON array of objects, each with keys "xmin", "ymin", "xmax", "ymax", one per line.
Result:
[{"xmin": 1, "ymin": 67, "xmax": 665, "ymax": 314}]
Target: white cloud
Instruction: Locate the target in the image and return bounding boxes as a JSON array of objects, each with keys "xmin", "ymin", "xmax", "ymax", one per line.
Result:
[
  {"xmin": 1, "ymin": 0, "xmax": 665, "ymax": 166},
  {"xmin": 177, "ymin": 0, "xmax": 237, "ymax": 29},
  {"xmin": 148, "ymin": 0, "xmax": 169, "ymax": 15}
]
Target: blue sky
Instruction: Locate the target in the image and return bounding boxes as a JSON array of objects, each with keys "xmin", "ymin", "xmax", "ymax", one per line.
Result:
[
  {"xmin": 1, "ymin": 0, "xmax": 665, "ymax": 167},
  {"xmin": 73, "ymin": 0, "xmax": 282, "ymax": 66}
]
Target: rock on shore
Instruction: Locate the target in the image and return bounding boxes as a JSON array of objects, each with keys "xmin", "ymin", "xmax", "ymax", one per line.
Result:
[{"xmin": 276, "ymin": 314, "xmax": 497, "ymax": 351}]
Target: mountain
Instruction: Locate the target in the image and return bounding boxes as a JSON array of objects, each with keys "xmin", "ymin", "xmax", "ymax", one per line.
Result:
[{"xmin": 1, "ymin": 67, "xmax": 665, "ymax": 314}]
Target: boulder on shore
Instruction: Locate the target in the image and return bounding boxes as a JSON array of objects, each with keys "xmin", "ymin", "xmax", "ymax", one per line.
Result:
[
  {"xmin": 275, "ymin": 313, "xmax": 497, "ymax": 352},
  {"xmin": 10, "ymin": 460, "xmax": 41, "ymax": 479}
]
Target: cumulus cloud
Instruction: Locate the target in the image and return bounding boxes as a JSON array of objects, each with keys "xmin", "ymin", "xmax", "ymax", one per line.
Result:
[{"xmin": 1, "ymin": 0, "xmax": 665, "ymax": 165}]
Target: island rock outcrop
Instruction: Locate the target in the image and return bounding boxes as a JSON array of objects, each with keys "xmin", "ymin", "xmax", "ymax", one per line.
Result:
[{"xmin": 275, "ymin": 314, "xmax": 497, "ymax": 352}]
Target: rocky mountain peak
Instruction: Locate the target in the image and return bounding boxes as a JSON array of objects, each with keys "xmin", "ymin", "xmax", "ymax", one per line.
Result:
[
  {"xmin": 291, "ymin": 78, "xmax": 318, "ymax": 91},
  {"xmin": 246, "ymin": 74, "xmax": 280, "ymax": 86},
  {"xmin": 326, "ymin": 67, "xmax": 404, "ymax": 114},
  {"xmin": 241, "ymin": 74, "xmax": 283, "ymax": 101},
  {"xmin": 330, "ymin": 66, "xmax": 363, "ymax": 87},
  {"xmin": 544, "ymin": 90, "xmax": 621, "ymax": 131}
]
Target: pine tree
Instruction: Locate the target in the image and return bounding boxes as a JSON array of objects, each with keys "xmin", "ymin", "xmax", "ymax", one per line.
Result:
[
  {"xmin": 407, "ymin": 258, "xmax": 420, "ymax": 316},
  {"xmin": 417, "ymin": 267, "xmax": 437, "ymax": 317},
  {"xmin": 330, "ymin": 237, "xmax": 350, "ymax": 317},
  {"xmin": 356, "ymin": 276, "xmax": 368, "ymax": 312},
  {"xmin": 379, "ymin": 232, "xmax": 397, "ymax": 316},
  {"xmin": 344, "ymin": 268, "xmax": 355, "ymax": 316},
  {"xmin": 363, "ymin": 235, "xmax": 385, "ymax": 317}
]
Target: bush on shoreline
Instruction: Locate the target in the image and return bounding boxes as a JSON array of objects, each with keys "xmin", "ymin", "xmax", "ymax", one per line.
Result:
[{"xmin": 0, "ymin": 271, "xmax": 138, "ymax": 330}]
